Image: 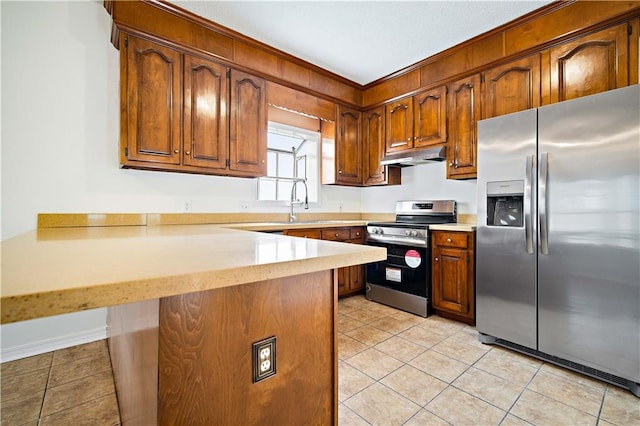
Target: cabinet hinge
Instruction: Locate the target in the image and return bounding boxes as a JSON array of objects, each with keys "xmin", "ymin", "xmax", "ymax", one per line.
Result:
[
  {"xmin": 124, "ymin": 147, "xmax": 128, "ymax": 157},
  {"xmin": 124, "ymin": 36, "xmax": 128, "ymax": 48},
  {"xmin": 480, "ymin": 74, "xmax": 485, "ymax": 83},
  {"xmin": 628, "ymin": 24, "xmax": 633, "ymax": 36},
  {"xmin": 226, "ymin": 159, "xmax": 230, "ymax": 167},
  {"xmin": 226, "ymin": 69, "xmax": 231, "ymax": 78}
]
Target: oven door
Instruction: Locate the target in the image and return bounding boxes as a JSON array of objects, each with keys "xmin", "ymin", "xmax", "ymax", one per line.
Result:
[{"xmin": 365, "ymin": 240, "xmax": 429, "ymax": 297}]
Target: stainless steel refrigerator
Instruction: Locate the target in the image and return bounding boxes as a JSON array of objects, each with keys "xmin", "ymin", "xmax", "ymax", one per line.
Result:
[{"xmin": 476, "ymin": 85, "xmax": 640, "ymax": 396}]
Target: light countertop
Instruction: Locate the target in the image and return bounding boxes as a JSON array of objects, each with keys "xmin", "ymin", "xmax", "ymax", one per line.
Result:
[{"xmin": 1, "ymin": 225, "xmax": 385, "ymax": 324}]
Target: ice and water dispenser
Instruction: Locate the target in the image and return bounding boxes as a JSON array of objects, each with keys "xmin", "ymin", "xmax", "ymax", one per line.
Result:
[{"xmin": 486, "ymin": 180, "xmax": 524, "ymax": 227}]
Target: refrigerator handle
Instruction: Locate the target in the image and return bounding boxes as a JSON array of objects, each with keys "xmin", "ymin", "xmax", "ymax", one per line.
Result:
[
  {"xmin": 539, "ymin": 152, "xmax": 549, "ymax": 255},
  {"xmin": 525, "ymin": 155, "xmax": 534, "ymax": 254}
]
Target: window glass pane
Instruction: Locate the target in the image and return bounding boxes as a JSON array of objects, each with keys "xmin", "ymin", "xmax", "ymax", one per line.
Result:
[
  {"xmin": 279, "ymin": 153, "xmax": 294, "ymax": 179},
  {"xmin": 277, "ymin": 180, "xmax": 293, "ymax": 202},
  {"xmin": 258, "ymin": 178, "xmax": 276, "ymax": 201},
  {"xmin": 295, "ymin": 156, "xmax": 307, "ymax": 180},
  {"xmin": 267, "ymin": 151, "xmax": 277, "ymax": 176}
]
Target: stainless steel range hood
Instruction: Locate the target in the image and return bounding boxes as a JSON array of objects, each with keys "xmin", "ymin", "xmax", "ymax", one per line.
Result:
[{"xmin": 380, "ymin": 145, "xmax": 446, "ymax": 167}]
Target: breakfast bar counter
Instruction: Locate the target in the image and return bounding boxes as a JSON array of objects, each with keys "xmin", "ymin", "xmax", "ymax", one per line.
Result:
[{"xmin": 1, "ymin": 221, "xmax": 385, "ymax": 424}]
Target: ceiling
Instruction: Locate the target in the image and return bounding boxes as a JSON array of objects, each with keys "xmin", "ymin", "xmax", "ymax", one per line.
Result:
[{"xmin": 172, "ymin": 1, "xmax": 553, "ymax": 86}]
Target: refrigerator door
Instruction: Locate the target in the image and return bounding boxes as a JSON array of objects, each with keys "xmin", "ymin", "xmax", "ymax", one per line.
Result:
[
  {"xmin": 537, "ymin": 85, "xmax": 640, "ymax": 382},
  {"xmin": 477, "ymin": 109, "xmax": 537, "ymax": 348}
]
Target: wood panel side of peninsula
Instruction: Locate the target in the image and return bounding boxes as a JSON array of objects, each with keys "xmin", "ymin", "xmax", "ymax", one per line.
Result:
[{"xmin": 109, "ymin": 270, "xmax": 338, "ymax": 425}]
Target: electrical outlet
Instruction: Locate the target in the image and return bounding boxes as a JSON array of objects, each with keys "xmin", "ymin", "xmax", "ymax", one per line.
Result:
[
  {"xmin": 252, "ymin": 336, "xmax": 276, "ymax": 383},
  {"xmin": 184, "ymin": 200, "xmax": 192, "ymax": 212}
]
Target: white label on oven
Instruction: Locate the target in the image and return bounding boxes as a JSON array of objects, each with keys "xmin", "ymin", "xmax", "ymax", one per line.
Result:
[
  {"xmin": 386, "ymin": 267, "xmax": 402, "ymax": 282},
  {"xmin": 405, "ymin": 249, "xmax": 422, "ymax": 268}
]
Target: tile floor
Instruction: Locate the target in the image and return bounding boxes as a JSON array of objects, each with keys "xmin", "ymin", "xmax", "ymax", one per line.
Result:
[
  {"xmin": 1, "ymin": 296, "xmax": 638, "ymax": 425},
  {"xmin": 0, "ymin": 340, "xmax": 120, "ymax": 425},
  {"xmin": 338, "ymin": 296, "xmax": 640, "ymax": 426}
]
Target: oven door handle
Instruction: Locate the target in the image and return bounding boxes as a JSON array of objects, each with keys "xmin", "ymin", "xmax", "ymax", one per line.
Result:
[{"xmin": 366, "ymin": 235, "xmax": 427, "ymax": 247}]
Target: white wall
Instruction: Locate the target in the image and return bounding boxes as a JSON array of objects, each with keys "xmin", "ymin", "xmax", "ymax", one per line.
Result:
[
  {"xmin": 362, "ymin": 163, "xmax": 477, "ymax": 215},
  {"xmin": 0, "ymin": 1, "xmax": 477, "ymax": 361}
]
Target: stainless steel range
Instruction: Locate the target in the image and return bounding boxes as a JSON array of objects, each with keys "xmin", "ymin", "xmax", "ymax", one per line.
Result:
[{"xmin": 365, "ymin": 200, "xmax": 457, "ymax": 317}]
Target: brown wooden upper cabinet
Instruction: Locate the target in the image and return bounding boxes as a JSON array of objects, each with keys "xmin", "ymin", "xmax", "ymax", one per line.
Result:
[
  {"xmin": 384, "ymin": 86, "xmax": 447, "ymax": 155},
  {"xmin": 543, "ymin": 23, "xmax": 633, "ymax": 105},
  {"xmin": 482, "ymin": 54, "xmax": 542, "ymax": 119},
  {"xmin": 362, "ymin": 107, "xmax": 400, "ymax": 186},
  {"xmin": 335, "ymin": 106, "xmax": 363, "ymax": 185},
  {"xmin": 447, "ymin": 74, "xmax": 481, "ymax": 180},
  {"xmin": 120, "ymin": 34, "xmax": 266, "ymax": 177}
]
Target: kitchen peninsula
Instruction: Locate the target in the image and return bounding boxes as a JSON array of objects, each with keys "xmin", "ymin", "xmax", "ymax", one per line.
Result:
[{"xmin": 1, "ymin": 215, "xmax": 386, "ymax": 424}]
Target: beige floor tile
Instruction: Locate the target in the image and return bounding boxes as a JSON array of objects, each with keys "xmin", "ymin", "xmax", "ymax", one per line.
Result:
[
  {"xmin": 48, "ymin": 349, "xmax": 111, "ymax": 388},
  {"xmin": 431, "ymin": 336, "xmax": 490, "ymax": 365},
  {"xmin": 0, "ymin": 353, "xmax": 52, "ymax": 378},
  {"xmin": 600, "ymin": 385, "xmax": 640, "ymax": 425},
  {"xmin": 0, "ymin": 368, "xmax": 49, "ymax": 403},
  {"xmin": 409, "ymin": 350, "xmax": 468, "ymax": 383},
  {"xmin": 344, "ymin": 325, "xmax": 394, "ymax": 346},
  {"xmin": 339, "ymin": 361, "xmax": 376, "ymax": 402},
  {"xmin": 363, "ymin": 300, "xmax": 402, "ymax": 316},
  {"xmin": 539, "ymin": 363, "xmax": 608, "ymax": 390},
  {"xmin": 453, "ymin": 367, "xmax": 523, "ymax": 411},
  {"xmin": 345, "ymin": 348, "xmax": 404, "ymax": 380},
  {"xmin": 338, "ymin": 314, "xmax": 366, "ymax": 333},
  {"xmin": 345, "ymin": 382, "xmax": 420, "ymax": 425},
  {"xmin": 500, "ymin": 414, "xmax": 533, "ymax": 425},
  {"xmin": 418, "ymin": 316, "xmax": 465, "ymax": 337},
  {"xmin": 374, "ymin": 336, "xmax": 426, "ymax": 363},
  {"xmin": 345, "ymin": 308, "xmax": 384, "ymax": 323},
  {"xmin": 527, "ymin": 369, "xmax": 605, "ymax": 416},
  {"xmin": 338, "ymin": 403, "xmax": 370, "ymax": 426},
  {"xmin": 426, "ymin": 386, "xmax": 506, "ymax": 425},
  {"xmin": 380, "ymin": 364, "xmax": 448, "ymax": 406},
  {"xmin": 449, "ymin": 327, "xmax": 490, "ymax": 349},
  {"xmin": 474, "ymin": 349, "xmax": 540, "ymax": 387},
  {"xmin": 391, "ymin": 310, "xmax": 429, "ymax": 324},
  {"xmin": 510, "ymin": 389, "xmax": 597, "ymax": 426},
  {"xmin": 338, "ymin": 334, "xmax": 369, "ymax": 359},
  {"xmin": 39, "ymin": 392, "xmax": 120, "ymax": 426},
  {"xmin": 398, "ymin": 326, "xmax": 447, "ymax": 349},
  {"xmin": 41, "ymin": 369, "xmax": 116, "ymax": 417},
  {"xmin": 404, "ymin": 409, "xmax": 451, "ymax": 426},
  {"xmin": 0, "ymin": 392, "xmax": 43, "ymax": 425},
  {"xmin": 369, "ymin": 315, "xmax": 415, "ymax": 334},
  {"xmin": 52, "ymin": 340, "xmax": 108, "ymax": 366},
  {"xmin": 491, "ymin": 346, "xmax": 543, "ymax": 369}
]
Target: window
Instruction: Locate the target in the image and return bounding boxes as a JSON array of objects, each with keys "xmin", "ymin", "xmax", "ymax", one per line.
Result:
[{"xmin": 258, "ymin": 122, "xmax": 319, "ymax": 203}]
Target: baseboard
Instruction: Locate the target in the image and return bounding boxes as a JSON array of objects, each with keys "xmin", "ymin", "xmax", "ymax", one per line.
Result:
[{"xmin": 0, "ymin": 326, "xmax": 107, "ymax": 362}]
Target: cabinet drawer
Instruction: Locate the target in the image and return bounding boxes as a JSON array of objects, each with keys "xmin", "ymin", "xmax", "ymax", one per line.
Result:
[
  {"xmin": 434, "ymin": 232, "xmax": 468, "ymax": 248},
  {"xmin": 285, "ymin": 229, "xmax": 321, "ymax": 239},
  {"xmin": 321, "ymin": 228, "xmax": 351, "ymax": 241},
  {"xmin": 350, "ymin": 227, "xmax": 365, "ymax": 240}
]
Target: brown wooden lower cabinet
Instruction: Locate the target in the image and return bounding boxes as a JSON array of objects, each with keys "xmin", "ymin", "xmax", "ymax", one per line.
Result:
[
  {"xmin": 108, "ymin": 270, "xmax": 337, "ymax": 425},
  {"xmin": 431, "ymin": 230, "xmax": 476, "ymax": 325},
  {"xmin": 284, "ymin": 227, "xmax": 365, "ymax": 297}
]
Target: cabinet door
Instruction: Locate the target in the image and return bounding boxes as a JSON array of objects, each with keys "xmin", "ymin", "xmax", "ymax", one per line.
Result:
[
  {"xmin": 433, "ymin": 246, "xmax": 470, "ymax": 315},
  {"xmin": 348, "ymin": 264, "xmax": 364, "ymax": 292},
  {"xmin": 336, "ymin": 106, "xmax": 362, "ymax": 185},
  {"xmin": 183, "ymin": 55, "xmax": 228, "ymax": 170},
  {"xmin": 124, "ymin": 36, "xmax": 182, "ymax": 165},
  {"xmin": 414, "ymin": 86, "xmax": 447, "ymax": 148},
  {"xmin": 447, "ymin": 74, "xmax": 481, "ymax": 179},
  {"xmin": 544, "ymin": 23, "xmax": 630, "ymax": 104},
  {"xmin": 483, "ymin": 55, "xmax": 541, "ymax": 119},
  {"xmin": 229, "ymin": 69, "xmax": 267, "ymax": 176},
  {"xmin": 362, "ymin": 107, "xmax": 386, "ymax": 185},
  {"xmin": 385, "ymin": 98, "xmax": 413, "ymax": 153}
]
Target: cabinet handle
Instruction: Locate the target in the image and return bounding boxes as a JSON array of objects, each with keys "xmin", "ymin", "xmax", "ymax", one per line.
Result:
[
  {"xmin": 406, "ymin": 137, "xmax": 411, "ymax": 141},
  {"xmin": 355, "ymin": 232, "xmax": 360, "ymax": 237},
  {"xmin": 447, "ymin": 238, "xmax": 452, "ymax": 242},
  {"xmin": 435, "ymin": 257, "xmax": 439, "ymax": 261},
  {"xmin": 185, "ymin": 150, "xmax": 190, "ymax": 155},
  {"xmin": 174, "ymin": 149, "xmax": 179, "ymax": 154},
  {"xmin": 338, "ymin": 170, "xmax": 343, "ymax": 174},
  {"xmin": 335, "ymin": 233, "xmax": 339, "ymax": 238}
]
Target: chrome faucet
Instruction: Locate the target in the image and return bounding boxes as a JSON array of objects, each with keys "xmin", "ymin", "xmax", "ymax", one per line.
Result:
[{"xmin": 289, "ymin": 179, "xmax": 309, "ymax": 222}]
